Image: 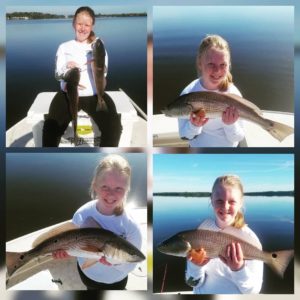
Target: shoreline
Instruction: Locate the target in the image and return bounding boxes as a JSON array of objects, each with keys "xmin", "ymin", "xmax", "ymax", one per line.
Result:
[
  {"xmin": 154, "ymin": 191, "xmax": 294, "ymax": 197},
  {"xmin": 6, "ymin": 12, "xmax": 147, "ymax": 20}
]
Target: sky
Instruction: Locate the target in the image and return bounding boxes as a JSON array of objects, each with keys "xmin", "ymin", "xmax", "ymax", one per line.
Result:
[
  {"xmin": 153, "ymin": 154, "xmax": 294, "ymax": 193},
  {"xmin": 5, "ymin": 0, "xmax": 147, "ymax": 15}
]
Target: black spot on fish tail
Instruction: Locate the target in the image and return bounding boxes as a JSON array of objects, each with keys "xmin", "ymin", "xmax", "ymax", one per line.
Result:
[
  {"xmin": 272, "ymin": 253, "xmax": 278, "ymax": 258},
  {"xmin": 52, "ymin": 278, "xmax": 63, "ymax": 285}
]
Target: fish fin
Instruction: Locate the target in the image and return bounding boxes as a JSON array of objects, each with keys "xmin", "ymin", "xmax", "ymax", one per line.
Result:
[
  {"xmin": 96, "ymin": 97, "xmax": 108, "ymax": 112},
  {"xmin": 81, "ymin": 217, "xmax": 102, "ymax": 229},
  {"xmin": 6, "ymin": 251, "xmax": 27, "ymax": 277},
  {"xmin": 81, "ymin": 259, "xmax": 99, "ymax": 270},
  {"xmin": 32, "ymin": 222, "xmax": 78, "ymax": 248},
  {"xmin": 264, "ymin": 119, "xmax": 294, "ymax": 142},
  {"xmin": 266, "ymin": 250, "xmax": 294, "ymax": 278},
  {"xmin": 221, "ymin": 226, "xmax": 262, "ymax": 250}
]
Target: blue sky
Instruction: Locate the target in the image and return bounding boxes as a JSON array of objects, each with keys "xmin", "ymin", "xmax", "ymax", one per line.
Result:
[
  {"xmin": 153, "ymin": 154, "xmax": 294, "ymax": 193},
  {"xmin": 5, "ymin": 0, "xmax": 147, "ymax": 14}
]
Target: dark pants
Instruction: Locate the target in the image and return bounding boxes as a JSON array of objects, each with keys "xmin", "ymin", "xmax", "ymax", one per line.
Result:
[
  {"xmin": 77, "ymin": 263, "xmax": 128, "ymax": 290},
  {"xmin": 42, "ymin": 91, "xmax": 122, "ymax": 147}
]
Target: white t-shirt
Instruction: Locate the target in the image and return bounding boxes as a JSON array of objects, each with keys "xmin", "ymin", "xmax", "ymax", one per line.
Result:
[
  {"xmin": 72, "ymin": 200, "xmax": 143, "ymax": 283},
  {"xmin": 55, "ymin": 39, "xmax": 108, "ymax": 97},
  {"xmin": 178, "ymin": 79, "xmax": 245, "ymax": 147},
  {"xmin": 185, "ymin": 218, "xmax": 263, "ymax": 294}
]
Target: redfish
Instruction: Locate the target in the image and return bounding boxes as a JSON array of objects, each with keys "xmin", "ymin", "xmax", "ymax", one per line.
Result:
[
  {"xmin": 162, "ymin": 91, "xmax": 294, "ymax": 142},
  {"xmin": 157, "ymin": 227, "xmax": 293, "ymax": 277}
]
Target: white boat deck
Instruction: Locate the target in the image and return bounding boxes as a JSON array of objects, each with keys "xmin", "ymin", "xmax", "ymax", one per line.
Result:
[
  {"xmin": 6, "ymin": 91, "xmax": 147, "ymax": 147},
  {"xmin": 6, "ymin": 207, "xmax": 147, "ymax": 290},
  {"xmin": 153, "ymin": 111, "xmax": 294, "ymax": 147}
]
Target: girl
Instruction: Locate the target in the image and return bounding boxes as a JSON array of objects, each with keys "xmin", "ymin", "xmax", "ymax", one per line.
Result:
[
  {"xmin": 178, "ymin": 35, "xmax": 245, "ymax": 147},
  {"xmin": 54, "ymin": 154, "xmax": 143, "ymax": 290},
  {"xmin": 43, "ymin": 6, "xmax": 122, "ymax": 147},
  {"xmin": 185, "ymin": 175, "xmax": 263, "ymax": 294}
]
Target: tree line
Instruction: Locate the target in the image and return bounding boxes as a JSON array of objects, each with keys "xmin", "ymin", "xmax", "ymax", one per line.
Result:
[
  {"xmin": 7, "ymin": 12, "xmax": 147, "ymax": 20},
  {"xmin": 153, "ymin": 191, "xmax": 294, "ymax": 197}
]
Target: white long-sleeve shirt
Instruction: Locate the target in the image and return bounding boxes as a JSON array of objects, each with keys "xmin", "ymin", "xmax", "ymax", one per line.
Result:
[
  {"xmin": 178, "ymin": 79, "xmax": 245, "ymax": 147},
  {"xmin": 72, "ymin": 200, "xmax": 143, "ymax": 284},
  {"xmin": 55, "ymin": 39, "xmax": 108, "ymax": 97},
  {"xmin": 185, "ymin": 219, "xmax": 263, "ymax": 294}
]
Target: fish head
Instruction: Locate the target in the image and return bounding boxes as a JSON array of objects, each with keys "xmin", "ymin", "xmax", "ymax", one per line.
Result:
[
  {"xmin": 162, "ymin": 96, "xmax": 193, "ymax": 117},
  {"xmin": 157, "ymin": 234, "xmax": 191, "ymax": 257},
  {"xmin": 120, "ymin": 244, "xmax": 146, "ymax": 262},
  {"xmin": 104, "ymin": 240, "xmax": 145, "ymax": 263}
]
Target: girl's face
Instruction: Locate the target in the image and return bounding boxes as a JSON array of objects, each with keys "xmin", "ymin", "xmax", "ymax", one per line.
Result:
[
  {"xmin": 73, "ymin": 12, "xmax": 94, "ymax": 43},
  {"xmin": 198, "ymin": 47, "xmax": 230, "ymax": 90},
  {"xmin": 211, "ymin": 184, "xmax": 242, "ymax": 229},
  {"xmin": 94, "ymin": 170, "xmax": 128, "ymax": 215}
]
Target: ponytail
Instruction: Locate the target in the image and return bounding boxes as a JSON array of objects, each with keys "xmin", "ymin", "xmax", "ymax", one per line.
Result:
[
  {"xmin": 232, "ymin": 211, "xmax": 246, "ymax": 229},
  {"xmin": 88, "ymin": 31, "xmax": 96, "ymax": 44},
  {"xmin": 219, "ymin": 71, "xmax": 233, "ymax": 92}
]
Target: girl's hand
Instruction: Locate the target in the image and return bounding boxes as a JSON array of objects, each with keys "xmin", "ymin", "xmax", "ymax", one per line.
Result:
[
  {"xmin": 99, "ymin": 256, "xmax": 112, "ymax": 266},
  {"xmin": 222, "ymin": 106, "xmax": 239, "ymax": 125},
  {"xmin": 190, "ymin": 109, "xmax": 209, "ymax": 127},
  {"xmin": 52, "ymin": 250, "xmax": 70, "ymax": 259},
  {"xmin": 219, "ymin": 242, "xmax": 245, "ymax": 271},
  {"xmin": 66, "ymin": 61, "xmax": 80, "ymax": 69},
  {"xmin": 187, "ymin": 248, "xmax": 210, "ymax": 266}
]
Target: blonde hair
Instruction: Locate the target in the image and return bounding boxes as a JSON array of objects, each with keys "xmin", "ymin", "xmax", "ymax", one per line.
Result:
[
  {"xmin": 90, "ymin": 154, "xmax": 131, "ymax": 215},
  {"xmin": 211, "ymin": 175, "xmax": 245, "ymax": 229},
  {"xmin": 197, "ymin": 34, "xmax": 233, "ymax": 91}
]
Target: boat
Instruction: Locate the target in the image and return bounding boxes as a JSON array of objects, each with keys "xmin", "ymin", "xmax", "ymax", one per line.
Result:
[
  {"xmin": 153, "ymin": 111, "xmax": 294, "ymax": 147},
  {"xmin": 6, "ymin": 207, "xmax": 147, "ymax": 290},
  {"xmin": 6, "ymin": 90, "xmax": 147, "ymax": 147}
]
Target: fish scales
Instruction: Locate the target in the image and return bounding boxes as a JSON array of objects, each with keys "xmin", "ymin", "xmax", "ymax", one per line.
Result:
[
  {"xmin": 6, "ymin": 227, "xmax": 145, "ymax": 278},
  {"xmin": 179, "ymin": 230, "xmax": 265, "ymax": 261},
  {"xmin": 163, "ymin": 91, "xmax": 294, "ymax": 142}
]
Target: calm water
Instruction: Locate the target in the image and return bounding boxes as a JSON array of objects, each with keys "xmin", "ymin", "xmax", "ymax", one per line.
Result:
[
  {"xmin": 153, "ymin": 6, "xmax": 294, "ymax": 114},
  {"xmin": 6, "ymin": 153, "xmax": 147, "ymax": 240},
  {"xmin": 6, "ymin": 17, "xmax": 147, "ymax": 129},
  {"xmin": 153, "ymin": 196, "xmax": 294, "ymax": 294}
]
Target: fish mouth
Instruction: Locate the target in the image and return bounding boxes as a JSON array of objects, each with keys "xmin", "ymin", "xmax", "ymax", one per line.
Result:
[
  {"xmin": 157, "ymin": 242, "xmax": 169, "ymax": 254},
  {"xmin": 162, "ymin": 103, "xmax": 193, "ymax": 117},
  {"xmin": 161, "ymin": 108, "xmax": 170, "ymax": 116},
  {"xmin": 157, "ymin": 237, "xmax": 191, "ymax": 257}
]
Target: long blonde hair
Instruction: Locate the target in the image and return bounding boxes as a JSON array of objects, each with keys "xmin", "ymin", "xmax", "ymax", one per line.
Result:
[
  {"xmin": 90, "ymin": 154, "xmax": 131, "ymax": 215},
  {"xmin": 196, "ymin": 34, "xmax": 233, "ymax": 91},
  {"xmin": 211, "ymin": 174, "xmax": 246, "ymax": 229}
]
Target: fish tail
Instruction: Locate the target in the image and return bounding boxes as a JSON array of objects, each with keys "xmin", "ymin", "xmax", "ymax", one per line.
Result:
[
  {"xmin": 264, "ymin": 119, "xmax": 294, "ymax": 142},
  {"xmin": 6, "ymin": 251, "xmax": 29, "ymax": 277},
  {"xmin": 96, "ymin": 96, "xmax": 108, "ymax": 112},
  {"xmin": 66, "ymin": 89, "xmax": 79, "ymax": 145},
  {"xmin": 73, "ymin": 118, "xmax": 79, "ymax": 146},
  {"xmin": 265, "ymin": 250, "xmax": 294, "ymax": 277}
]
